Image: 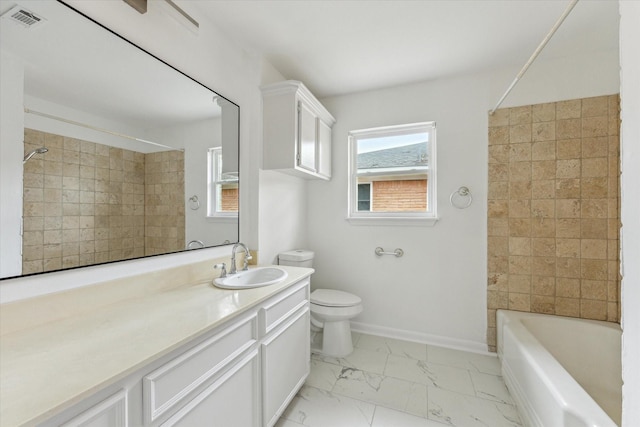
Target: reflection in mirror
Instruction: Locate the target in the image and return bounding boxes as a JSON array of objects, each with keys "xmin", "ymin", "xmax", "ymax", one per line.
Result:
[{"xmin": 0, "ymin": 0, "xmax": 239, "ymax": 279}]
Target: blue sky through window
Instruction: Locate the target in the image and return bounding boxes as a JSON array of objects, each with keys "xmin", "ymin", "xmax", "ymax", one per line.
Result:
[{"xmin": 358, "ymin": 132, "xmax": 429, "ymax": 153}]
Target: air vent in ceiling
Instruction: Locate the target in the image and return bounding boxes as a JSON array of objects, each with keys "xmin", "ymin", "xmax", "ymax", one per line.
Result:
[{"xmin": 1, "ymin": 5, "xmax": 46, "ymax": 29}]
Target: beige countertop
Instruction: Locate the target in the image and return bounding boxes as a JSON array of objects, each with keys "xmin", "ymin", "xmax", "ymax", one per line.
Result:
[{"xmin": 0, "ymin": 264, "xmax": 313, "ymax": 427}]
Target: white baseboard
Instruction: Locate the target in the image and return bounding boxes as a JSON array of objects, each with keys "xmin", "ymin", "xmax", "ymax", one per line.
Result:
[{"xmin": 350, "ymin": 321, "xmax": 491, "ymax": 355}]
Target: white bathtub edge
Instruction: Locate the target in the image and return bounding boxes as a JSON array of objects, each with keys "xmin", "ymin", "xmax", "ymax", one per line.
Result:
[
  {"xmin": 497, "ymin": 310, "xmax": 619, "ymax": 427},
  {"xmin": 501, "ymin": 356, "xmax": 544, "ymax": 427}
]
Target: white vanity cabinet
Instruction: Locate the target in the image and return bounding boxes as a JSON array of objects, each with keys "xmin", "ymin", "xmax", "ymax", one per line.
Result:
[
  {"xmin": 59, "ymin": 390, "xmax": 128, "ymax": 427},
  {"xmin": 262, "ymin": 80, "xmax": 335, "ymax": 180},
  {"xmin": 143, "ymin": 314, "xmax": 259, "ymax": 426},
  {"xmin": 34, "ymin": 275, "xmax": 311, "ymax": 427},
  {"xmin": 159, "ymin": 349, "xmax": 260, "ymax": 427},
  {"xmin": 260, "ymin": 280, "xmax": 310, "ymax": 427}
]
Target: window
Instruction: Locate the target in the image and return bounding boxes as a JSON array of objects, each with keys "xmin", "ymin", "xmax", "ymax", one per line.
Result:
[
  {"xmin": 207, "ymin": 147, "xmax": 238, "ymax": 218},
  {"xmin": 357, "ymin": 183, "xmax": 372, "ymax": 211},
  {"xmin": 348, "ymin": 122, "xmax": 437, "ymax": 225}
]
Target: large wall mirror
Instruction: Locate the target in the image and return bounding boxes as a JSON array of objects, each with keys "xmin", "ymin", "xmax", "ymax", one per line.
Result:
[{"xmin": 0, "ymin": 0, "xmax": 240, "ymax": 280}]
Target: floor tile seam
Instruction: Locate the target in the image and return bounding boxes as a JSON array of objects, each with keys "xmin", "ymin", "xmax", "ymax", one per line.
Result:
[
  {"xmin": 424, "ymin": 383, "xmax": 479, "ymax": 400},
  {"xmin": 328, "ymin": 361, "xmax": 512, "ymax": 406},
  {"xmin": 387, "ymin": 351, "xmax": 489, "ymax": 371},
  {"xmin": 332, "ymin": 362, "xmax": 425, "ymax": 391},
  {"xmin": 330, "ymin": 371, "xmax": 502, "ymax": 421},
  {"xmin": 467, "ymin": 372, "xmax": 515, "ymax": 406},
  {"xmin": 382, "ymin": 357, "xmax": 479, "ymax": 396},
  {"xmin": 425, "ymin": 359, "xmax": 503, "ymax": 377},
  {"xmin": 328, "ymin": 375, "xmax": 426, "ymax": 416},
  {"xmin": 353, "ymin": 338, "xmax": 428, "ymax": 356},
  {"xmin": 329, "ymin": 386, "xmax": 435, "ymax": 424},
  {"xmin": 375, "ymin": 350, "xmax": 430, "ymax": 363},
  {"xmin": 330, "ymin": 361, "xmax": 494, "ymax": 404},
  {"xmin": 426, "ymin": 383, "xmax": 519, "ymax": 410},
  {"xmin": 425, "ymin": 349, "xmax": 500, "ymax": 361}
]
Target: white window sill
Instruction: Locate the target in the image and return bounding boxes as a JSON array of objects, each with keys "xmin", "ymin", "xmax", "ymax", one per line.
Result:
[
  {"xmin": 206, "ymin": 216, "xmax": 238, "ymax": 223},
  {"xmin": 346, "ymin": 216, "xmax": 439, "ymax": 226}
]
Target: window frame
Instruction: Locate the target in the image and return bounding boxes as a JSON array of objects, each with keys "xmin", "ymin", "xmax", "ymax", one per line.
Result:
[
  {"xmin": 207, "ymin": 147, "xmax": 238, "ymax": 219},
  {"xmin": 347, "ymin": 122, "xmax": 438, "ymax": 226}
]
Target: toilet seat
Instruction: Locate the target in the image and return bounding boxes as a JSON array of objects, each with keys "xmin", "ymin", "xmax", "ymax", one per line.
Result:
[{"xmin": 311, "ymin": 289, "xmax": 361, "ymax": 307}]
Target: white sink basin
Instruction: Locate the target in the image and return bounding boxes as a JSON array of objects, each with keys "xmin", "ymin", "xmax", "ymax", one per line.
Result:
[{"xmin": 214, "ymin": 267, "xmax": 288, "ymax": 289}]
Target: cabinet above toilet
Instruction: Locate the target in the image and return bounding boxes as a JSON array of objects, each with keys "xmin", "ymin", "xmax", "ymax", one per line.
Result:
[{"xmin": 262, "ymin": 81, "xmax": 336, "ymax": 180}]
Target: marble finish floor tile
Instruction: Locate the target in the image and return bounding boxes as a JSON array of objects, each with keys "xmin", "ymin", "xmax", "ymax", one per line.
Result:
[
  {"xmin": 312, "ymin": 347, "xmax": 388, "ymax": 375},
  {"xmin": 427, "ymin": 345, "xmax": 501, "ymax": 376},
  {"xmin": 275, "ymin": 419, "xmax": 304, "ymax": 427},
  {"xmin": 385, "ymin": 354, "xmax": 475, "ymax": 396},
  {"xmin": 469, "ymin": 371, "xmax": 514, "ymax": 404},
  {"xmin": 281, "ymin": 385, "xmax": 375, "ymax": 427},
  {"xmin": 371, "ymin": 406, "xmax": 451, "ymax": 427},
  {"xmin": 305, "ymin": 359, "xmax": 343, "ymax": 391},
  {"xmin": 356, "ymin": 334, "xmax": 428, "ymax": 360},
  {"xmin": 428, "ymin": 387, "xmax": 522, "ymax": 427},
  {"xmin": 279, "ymin": 334, "xmax": 521, "ymax": 427},
  {"xmin": 332, "ymin": 367, "xmax": 423, "ymax": 412}
]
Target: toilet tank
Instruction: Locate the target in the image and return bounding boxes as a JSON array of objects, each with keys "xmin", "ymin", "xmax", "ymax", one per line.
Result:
[{"xmin": 278, "ymin": 249, "xmax": 314, "ymax": 268}]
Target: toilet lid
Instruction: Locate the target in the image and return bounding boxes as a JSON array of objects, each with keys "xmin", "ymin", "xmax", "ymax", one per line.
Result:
[{"xmin": 311, "ymin": 289, "xmax": 361, "ymax": 307}]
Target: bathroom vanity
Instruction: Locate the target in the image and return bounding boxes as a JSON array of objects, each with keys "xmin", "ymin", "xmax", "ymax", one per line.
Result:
[{"xmin": 0, "ymin": 264, "xmax": 313, "ymax": 427}]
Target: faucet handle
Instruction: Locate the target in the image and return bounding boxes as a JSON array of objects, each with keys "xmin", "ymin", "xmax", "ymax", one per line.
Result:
[
  {"xmin": 214, "ymin": 263, "xmax": 227, "ymax": 278},
  {"xmin": 242, "ymin": 253, "xmax": 253, "ymax": 271}
]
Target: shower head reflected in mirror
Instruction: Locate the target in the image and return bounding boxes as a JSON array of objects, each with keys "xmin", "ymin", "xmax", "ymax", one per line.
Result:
[{"xmin": 23, "ymin": 147, "xmax": 48, "ymax": 164}]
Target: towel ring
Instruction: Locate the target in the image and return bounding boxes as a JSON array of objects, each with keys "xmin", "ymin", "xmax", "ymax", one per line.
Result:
[
  {"xmin": 450, "ymin": 186, "xmax": 472, "ymax": 209},
  {"xmin": 188, "ymin": 195, "xmax": 200, "ymax": 210}
]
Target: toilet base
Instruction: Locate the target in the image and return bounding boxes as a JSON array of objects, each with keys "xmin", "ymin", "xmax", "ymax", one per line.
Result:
[{"xmin": 313, "ymin": 320, "xmax": 354, "ymax": 358}]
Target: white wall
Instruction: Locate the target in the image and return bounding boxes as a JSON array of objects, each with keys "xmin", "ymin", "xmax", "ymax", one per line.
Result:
[
  {"xmin": 258, "ymin": 170, "xmax": 308, "ymax": 265},
  {"xmin": 0, "ymin": 49, "xmax": 24, "ymax": 278},
  {"xmin": 308, "ymin": 49, "xmax": 620, "ymax": 351},
  {"xmin": 619, "ymin": 2, "xmax": 640, "ymax": 426}
]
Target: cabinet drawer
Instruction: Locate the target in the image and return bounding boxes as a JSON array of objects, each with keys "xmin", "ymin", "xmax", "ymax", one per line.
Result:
[
  {"xmin": 60, "ymin": 390, "xmax": 127, "ymax": 427},
  {"xmin": 259, "ymin": 279, "xmax": 309, "ymax": 335},
  {"xmin": 143, "ymin": 315, "xmax": 256, "ymax": 423}
]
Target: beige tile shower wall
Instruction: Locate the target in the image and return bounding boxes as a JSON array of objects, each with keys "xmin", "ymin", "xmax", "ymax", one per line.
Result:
[
  {"xmin": 144, "ymin": 151, "xmax": 185, "ymax": 256},
  {"xmin": 486, "ymin": 95, "xmax": 621, "ymax": 351},
  {"xmin": 22, "ymin": 130, "xmax": 145, "ymax": 274}
]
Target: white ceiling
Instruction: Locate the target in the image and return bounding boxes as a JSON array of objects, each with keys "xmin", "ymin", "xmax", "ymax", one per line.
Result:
[{"xmin": 193, "ymin": 0, "xmax": 619, "ymax": 98}]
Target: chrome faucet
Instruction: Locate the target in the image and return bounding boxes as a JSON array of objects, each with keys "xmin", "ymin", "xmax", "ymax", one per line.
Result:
[{"xmin": 229, "ymin": 243, "xmax": 252, "ymax": 274}]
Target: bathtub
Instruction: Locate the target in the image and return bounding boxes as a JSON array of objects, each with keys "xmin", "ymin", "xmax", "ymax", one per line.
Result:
[{"xmin": 497, "ymin": 310, "xmax": 621, "ymax": 427}]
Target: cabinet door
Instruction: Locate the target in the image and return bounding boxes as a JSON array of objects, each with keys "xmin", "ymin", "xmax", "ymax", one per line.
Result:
[
  {"xmin": 143, "ymin": 316, "xmax": 256, "ymax": 423},
  {"xmin": 317, "ymin": 119, "xmax": 332, "ymax": 179},
  {"xmin": 60, "ymin": 390, "xmax": 127, "ymax": 427},
  {"xmin": 297, "ymin": 101, "xmax": 317, "ymax": 173},
  {"xmin": 262, "ymin": 308, "xmax": 310, "ymax": 427},
  {"xmin": 161, "ymin": 350, "xmax": 260, "ymax": 427}
]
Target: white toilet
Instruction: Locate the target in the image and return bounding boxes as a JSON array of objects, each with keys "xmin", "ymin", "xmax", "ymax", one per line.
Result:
[{"xmin": 278, "ymin": 250, "xmax": 362, "ymax": 358}]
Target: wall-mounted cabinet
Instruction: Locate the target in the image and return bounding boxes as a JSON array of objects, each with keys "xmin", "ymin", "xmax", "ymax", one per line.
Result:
[{"xmin": 262, "ymin": 81, "xmax": 336, "ymax": 180}]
